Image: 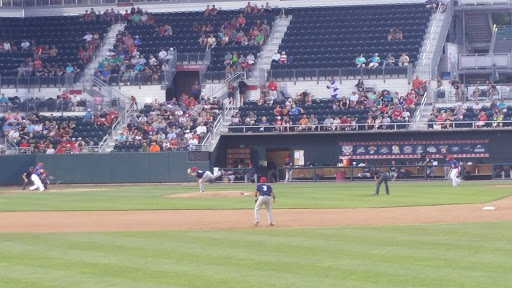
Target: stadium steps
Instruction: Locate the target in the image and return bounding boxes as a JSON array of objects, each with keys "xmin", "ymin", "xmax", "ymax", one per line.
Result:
[
  {"xmin": 84, "ymin": 23, "xmax": 127, "ymax": 80},
  {"xmin": 247, "ymin": 15, "xmax": 293, "ymax": 86},
  {"xmin": 465, "ymin": 11, "xmax": 493, "ymax": 51},
  {"xmin": 415, "ymin": 2, "xmax": 454, "ymax": 82}
]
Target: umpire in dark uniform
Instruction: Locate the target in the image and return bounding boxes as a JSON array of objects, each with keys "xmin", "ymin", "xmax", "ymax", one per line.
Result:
[{"xmin": 372, "ymin": 167, "xmax": 390, "ymax": 195}]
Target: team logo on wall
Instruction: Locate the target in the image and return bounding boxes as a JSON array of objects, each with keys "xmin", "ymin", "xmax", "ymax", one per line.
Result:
[
  {"xmin": 403, "ymin": 146, "xmax": 413, "ymax": 153},
  {"xmin": 474, "ymin": 145, "xmax": 485, "ymax": 152},
  {"xmin": 342, "ymin": 145, "xmax": 353, "ymax": 155},
  {"xmin": 338, "ymin": 140, "xmax": 489, "ymax": 159},
  {"xmin": 427, "ymin": 146, "xmax": 437, "ymax": 153},
  {"xmin": 379, "ymin": 146, "xmax": 390, "ymax": 154}
]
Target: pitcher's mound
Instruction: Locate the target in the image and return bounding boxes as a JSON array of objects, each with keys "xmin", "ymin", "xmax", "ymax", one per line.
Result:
[{"xmin": 165, "ymin": 191, "xmax": 252, "ymax": 198}]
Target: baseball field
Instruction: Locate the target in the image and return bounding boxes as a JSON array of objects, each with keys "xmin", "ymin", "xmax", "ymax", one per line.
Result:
[{"xmin": 0, "ymin": 180, "xmax": 511, "ymax": 288}]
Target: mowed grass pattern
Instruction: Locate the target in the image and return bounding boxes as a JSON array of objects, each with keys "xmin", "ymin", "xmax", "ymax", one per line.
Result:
[
  {"xmin": 0, "ymin": 181, "xmax": 511, "ymax": 211},
  {"xmin": 0, "ymin": 222, "xmax": 511, "ymax": 288}
]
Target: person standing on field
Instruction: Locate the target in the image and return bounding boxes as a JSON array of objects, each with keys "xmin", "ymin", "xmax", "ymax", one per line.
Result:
[
  {"xmin": 21, "ymin": 167, "xmax": 34, "ymax": 190},
  {"xmin": 283, "ymin": 155, "xmax": 293, "ymax": 182},
  {"xmin": 254, "ymin": 177, "xmax": 275, "ymax": 226},
  {"xmin": 448, "ymin": 155, "xmax": 462, "ymax": 187},
  {"xmin": 372, "ymin": 167, "xmax": 390, "ymax": 195}
]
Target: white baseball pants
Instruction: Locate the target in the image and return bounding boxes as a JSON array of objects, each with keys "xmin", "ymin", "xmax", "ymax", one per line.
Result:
[
  {"xmin": 450, "ymin": 167, "xmax": 461, "ymax": 187},
  {"xmin": 29, "ymin": 174, "xmax": 45, "ymax": 191},
  {"xmin": 199, "ymin": 171, "xmax": 223, "ymax": 192},
  {"xmin": 254, "ymin": 195, "xmax": 273, "ymax": 224}
]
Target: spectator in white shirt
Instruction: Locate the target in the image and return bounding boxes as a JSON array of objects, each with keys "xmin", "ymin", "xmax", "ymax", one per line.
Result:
[
  {"xmin": 195, "ymin": 122, "xmax": 208, "ymax": 135},
  {"xmin": 3, "ymin": 41, "xmax": 11, "ymax": 52},
  {"xmin": 8, "ymin": 129, "xmax": 20, "ymax": 141},
  {"xmin": 158, "ymin": 48, "xmax": 167, "ymax": 61},
  {"xmin": 82, "ymin": 33, "xmax": 93, "ymax": 42},
  {"xmin": 246, "ymin": 52, "xmax": 255, "ymax": 65},
  {"xmin": 21, "ymin": 40, "xmax": 30, "ymax": 51},
  {"xmin": 46, "ymin": 144, "xmax": 55, "ymax": 154},
  {"xmin": 271, "ymin": 51, "xmax": 280, "ymax": 64},
  {"xmin": 349, "ymin": 91, "xmax": 359, "ymax": 102}
]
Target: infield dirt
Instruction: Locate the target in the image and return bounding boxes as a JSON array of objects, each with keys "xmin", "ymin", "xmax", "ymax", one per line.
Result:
[{"xmin": 0, "ymin": 195, "xmax": 510, "ymax": 233}]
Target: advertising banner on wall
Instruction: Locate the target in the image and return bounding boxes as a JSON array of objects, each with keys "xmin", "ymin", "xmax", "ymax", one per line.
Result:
[{"xmin": 338, "ymin": 140, "xmax": 489, "ymax": 159}]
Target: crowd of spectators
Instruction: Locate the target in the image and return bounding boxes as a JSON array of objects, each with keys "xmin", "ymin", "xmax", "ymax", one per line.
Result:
[
  {"xmin": 429, "ymin": 98, "xmax": 509, "ymax": 129},
  {"xmin": 114, "ymin": 95, "xmax": 223, "ymax": 152},
  {"xmin": 233, "ymin": 77, "xmax": 420, "ymax": 132},
  {"xmin": 2, "ymin": 108, "xmax": 115, "ymax": 154},
  {"xmin": 355, "ymin": 52, "xmax": 409, "ymax": 68},
  {"xmin": 95, "ymin": 28, "xmax": 172, "ymax": 85}
]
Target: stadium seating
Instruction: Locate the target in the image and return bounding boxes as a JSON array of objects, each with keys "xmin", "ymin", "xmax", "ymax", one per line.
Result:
[
  {"xmin": 0, "ymin": 16, "xmax": 112, "ymax": 85},
  {"xmin": 271, "ymin": 4, "xmax": 431, "ymax": 75},
  {"xmin": 121, "ymin": 10, "xmax": 275, "ymax": 82},
  {"xmin": 231, "ymin": 98, "xmax": 411, "ymax": 132},
  {"xmin": 428, "ymin": 105, "xmax": 512, "ymax": 129},
  {"xmin": 2, "ymin": 113, "xmax": 111, "ymax": 153}
]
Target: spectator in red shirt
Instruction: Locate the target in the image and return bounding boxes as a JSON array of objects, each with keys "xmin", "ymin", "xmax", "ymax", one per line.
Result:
[
  {"xmin": 475, "ymin": 111, "xmax": 487, "ymax": 128},
  {"xmin": 340, "ymin": 116, "xmax": 350, "ymax": 130},
  {"xmin": 391, "ymin": 106, "xmax": 402, "ymax": 119},
  {"xmin": 411, "ymin": 75, "xmax": 427, "ymax": 95},
  {"xmin": 267, "ymin": 79, "xmax": 278, "ymax": 100},
  {"xmin": 55, "ymin": 144, "xmax": 65, "ymax": 154}
]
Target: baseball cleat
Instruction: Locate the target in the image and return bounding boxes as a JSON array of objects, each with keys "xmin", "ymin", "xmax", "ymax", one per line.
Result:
[
  {"xmin": 269, "ymin": 223, "xmax": 275, "ymax": 226},
  {"xmin": 254, "ymin": 220, "xmax": 259, "ymax": 226}
]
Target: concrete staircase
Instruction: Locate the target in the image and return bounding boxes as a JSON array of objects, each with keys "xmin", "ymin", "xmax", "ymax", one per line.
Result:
[
  {"xmin": 415, "ymin": 7, "xmax": 454, "ymax": 82},
  {"xmin": 246, "ymin": 15, "xmax": 293, "ymax": 86},
  {"xmin": 84, "ymin": 23, "xmax": 126, "ymax": 80},
  {"xmin": 465, "ymin": 11, "xmax": 492, "ymax": 52}
]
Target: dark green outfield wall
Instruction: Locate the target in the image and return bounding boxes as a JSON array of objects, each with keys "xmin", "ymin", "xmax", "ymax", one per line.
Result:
[
  {"xmin": 2, "ymin": 130, "xmax": 512, "ymax": 186},
  {"xmin": 212, "ymin": 130, "xmax": 512, "ymax": 166},
  {"xmin": 0, "ymin": 152, "xmax": 209, "ymax": 186}
]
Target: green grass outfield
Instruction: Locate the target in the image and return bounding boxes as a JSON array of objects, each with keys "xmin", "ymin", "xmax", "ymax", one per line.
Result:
[
  {"xmin": 0, "ymin": 181, "xmax": 511, "ymax": 211},
  {"xmin": 0, "ymin": 222, "xmax": 511, "ymax": 288}
]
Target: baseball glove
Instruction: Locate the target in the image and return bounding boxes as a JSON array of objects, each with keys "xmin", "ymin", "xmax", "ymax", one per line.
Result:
[{"xmin": 187, "ymin": 168, "xmax": 192, "ymax": 174}]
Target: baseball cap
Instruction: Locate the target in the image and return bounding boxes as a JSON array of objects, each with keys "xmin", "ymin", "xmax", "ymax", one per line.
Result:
[
  {"xmin": 260, "ymin": 177, "xmax": 267, "ymax": 183},
  {"xmin": 191, "ymin": 167, "xmax": 197, "ymax": 172}
]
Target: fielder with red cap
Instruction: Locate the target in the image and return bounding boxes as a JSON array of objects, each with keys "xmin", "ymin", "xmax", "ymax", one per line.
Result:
[
  {"xmin": 187, "ymin": 167, "xmax": 224, "ymax": 193},
  {"xmin": 448, "ymin": 155, "xmax": 462, "ymax": 187},
  {"xmin": 254, "ymin": 176, "xmax": 275, "ymax": 226}
]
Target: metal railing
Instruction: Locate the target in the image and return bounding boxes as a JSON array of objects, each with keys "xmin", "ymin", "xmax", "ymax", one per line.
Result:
[
  {"xmin": 4, "ymin": 137, "xmax": 18, "ymax": 154},
  {"xmin": 226, "ymin": 120, "xmax": 512, "ymax": 133},
  {"xmin": 459, "ymin": 53, "xmax": 512, "ymax": 69},
  {"xmin": 415, "ymin": 93, "xmax": 429, "ymax": 123},
  {"xmin": 177, "ymin": 52, "xmax": 210, "ymax": 64},
  {"xmin": 269, "ymin": 66, "xmax": 409, "ymax": 83},
  {"xmin": 205, "ymin": 71, "xmax": 245, "ymax": 101},
  {"xmin": 489, "ymin": 24, "xmax": 498, "ymax": 54},
  {"xmin": 459, "ymin": 0, "xmax": 511, "ymax": 5},
  {"xmin": 421, "ymin": 0, "xmax": 454, "ymax": 80},
  {"xmin": 0, "ymin": 73, "xmax": 85, "ymax": 92}
]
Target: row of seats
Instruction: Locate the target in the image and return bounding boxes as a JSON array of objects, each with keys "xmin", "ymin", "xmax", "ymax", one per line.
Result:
[
  {"xmin": 0, "ymin": 16, "xmax": 112, "ymax": 78},
  {"xmin": 272, "ymin": 3, "xmax": 430, "ymax": 72},
  {"xmin": 122, "ymin": 10, "xmax": 274, "ymax": 73}
]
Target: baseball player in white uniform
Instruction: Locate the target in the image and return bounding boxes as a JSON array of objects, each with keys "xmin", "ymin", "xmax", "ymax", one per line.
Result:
[
  {"xmin": 188, "ymin": 167, "xmax": 224, "ymax": 192},
  {"xmin": 29, "ymin": 168, "xmax": 45, "ymax": 192}
]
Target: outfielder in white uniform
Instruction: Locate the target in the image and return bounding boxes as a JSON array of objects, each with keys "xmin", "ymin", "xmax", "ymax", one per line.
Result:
[
  {"xmin": 188, "ymin": 167, "xmax": 224, "ymax": 192},
  {"xmin": 254, "ymin": 177, "xmax": 275, "ymax": 226}
]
